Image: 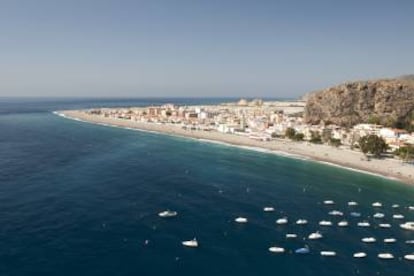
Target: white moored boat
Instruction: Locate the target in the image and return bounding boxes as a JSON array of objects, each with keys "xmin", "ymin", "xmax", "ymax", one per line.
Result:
[
  {"xmin": 296, "ymin": 219, "xmax": 308, "ymax": 225},
  {"xmin": 373, "ymin": 213, "xmax": 385, "ymax": 219},
  {"xmin": 372, "ymin": 202, "xmax": 382, "ymax": 207},
  {"xmin": 353, "ymin": 252, "xmax": 367, "ymax": 258},
  {"xmin": 409, "ymin": 206, "xmax": 414, "ymax": 211},
  {"xmin": 379, "ymin": 223, "xmax": 391, "ymax": 228},
  {"xmin": 182, "ymin": 238, "xmax": 198, "ymax": 248},
  {"xmin": 406, "ymin": 240, "xmax": 414, "ymax": 244},
  {"xmin": 404, "ymin": 254, "xmax": 414, "ymax": 261},
  {"xmin": 308, "ymin": 232, "xmax": 323, "ymax": 240},
  {"xmin": 350, "ymin": 212, "xmax": 361, "ymax": 217},
  {"xmin": 392, "ymin": 204, "xmax": 400, "ymax": 208},
  {"xmin": 324, "ymin": 200, "xmax": 335, "ymax": 205},
  {"xmin": 348, "ymin": 201, "xmax": 358, "ymax": 206},
  {"xmin": 320, "ymin": 251, "xmax": 336, "ymax": 256},
  {"xmin": 384, "ymin": 238, "xmax": 396, "ymax": 243},
  {"xmin": 319, "ymin": 220, "xmax": 332, "ymax": 226},
  {"xmin": 268, "ymin": 246, "xmax": 285, "ymax": 253},
  {"xmin": 235, "ymin": 217, "xmax": 248, "ymax": 223},
  {"xmin": 362, "ymin": 237, "xmax": 376, "ymax": 243},
  {"xmin": 378, "ymin": 253, "xmax": 394, "ymax": 259},
  {"xmin": 286, "ymin": 233, "xmax": 297, "ymax": 239},
  {"xmin": 158, "ymin": 210, "xmax": 178, "ymax": 218},
  {"xmin": 393, "ymin": 214, "xmax": 404, "ymax": 219},
  {"xmin": 357, "ymin": 221, "xmax": 370, "ymax": 227},
  {"xmin": 276, "ymin": 217, "xmax": 288, "ymax": 225},
  {"xmin": 338, "ymin": 220, "xmax": 349, "ymax": 227},
  {"xmin": 400, "ymin": 222, "xmax": 414, "ymax": 231},
  {"xmin": 328, "ymin": 210, "xmax": 343, "ymax": 216},
  {"xmin": 263, "ymin": 207, "xmax": 275, "ymax": 212}
]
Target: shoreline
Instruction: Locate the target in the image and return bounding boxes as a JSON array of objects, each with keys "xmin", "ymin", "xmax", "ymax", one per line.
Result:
[{"xmin": 56, "ymin": 110, "xmax": 414, "ymax": 185}]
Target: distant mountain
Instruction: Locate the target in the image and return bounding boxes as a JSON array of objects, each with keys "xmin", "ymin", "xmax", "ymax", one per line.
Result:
[{"xmin": 304, "ymin": 75, "xmax": 414, "ymax": 130}]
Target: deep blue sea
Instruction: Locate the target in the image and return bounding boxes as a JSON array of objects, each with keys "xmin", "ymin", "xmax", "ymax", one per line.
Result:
[{"xmin": 1, "ymin": 98, "xmax": 414, "ymax": 276}]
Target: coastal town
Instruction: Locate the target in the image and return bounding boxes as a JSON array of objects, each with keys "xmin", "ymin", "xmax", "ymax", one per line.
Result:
[{"xmin": 85, "ymin": 99, "xmax": 414, "ymax": 156}]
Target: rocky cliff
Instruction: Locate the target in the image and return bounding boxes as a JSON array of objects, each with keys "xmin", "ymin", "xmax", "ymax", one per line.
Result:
[{"xmin": 304, "ymin": 77, "xmax": 414, "ymax": 129}]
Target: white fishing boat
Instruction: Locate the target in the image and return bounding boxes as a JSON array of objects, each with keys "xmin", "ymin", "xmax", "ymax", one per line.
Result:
[
  {"xmin": 378, "ymin": 253, "xmax": 394, "ymax": 259},
  {"xmin": 308, "ymin": 232, "xmax": 323, "ymax": 240},
  {"xmin": 379, "ymin": 223, "xmax": 392, "ymax": 228},
  {"xmin": 409, "ymin": 206, "xmax": 414, "ymax": 211},
  {"xmin": 296, "ymin": 219, "xmax": 308, "ymax": 225},
  {"xmin": 353, "ymin": 252, "xmax": 367, "ymax": 258},
  {"xmin": 182, "ymin": 238, "xmax": 198, "ymax": 248},
  {"xmin": 263, "ymin": 207, "xmax": 275, "ymax": 212},
  {"xmin": 372, "ymin": 202, "xmax": 382, "ymax": 207},
  {"xmin": 406, "ymin": 240, "xmax": 414, "ymax": 244},
  {"xmin": 384, "ymin": 238, "xmax": 396, "ymax": 243},
  {"xmin": 350, "ymin": 212, "xmax": 362, "ymax": 217},
  {"xmin": 328, "ymin": 210, "xmax": 343, "ymax": 216},
  {"xmin": 234, "ymin": 217, "xmax": 248, "ymax": 223},
  {"xmin": 357, "ymin": 221, "xmax": 370, "ymax": 227},
  {"xmin": 348, "ymin": 201, "xmax": 358, "ymax": 206},
  {"xmin": 400, "ymin": 222, "xmax": 414, "ymax": 231},
  {"xmin": 319, "ymin": 220, "xmax": 333, "ymax": 226},
  {"xmin": 338, "ymin": 220, "xmax": 349, "ymax": 227},
  {"xmin": 286, "ymin": 233, "xmax": 297, "ymax": 239},
  {"xmin": 158, "ymin": 210, "xmax": 178, "ymax": 218},
  {"xmin": 392, "ymin": 204, "xmax": 400, "ymax": 208},
  {"xmin": 361, "ymin": 237, "xmax": 376, "ymax": 243},
  {"xmin": 373, "ymin": 213, "xmax": 385, "ymax": 218},
  {"xmin": 268, "ymin": 246, "xmax": 285, "ymax": 253},
  {"xmin": 320, "ymin": 251, "xmax": 336, "ymax": 256},
  {"xmin": 324, "ymin": 200, "xmax": 335, "ymax": 205},
  {"xmin": 295, "ymin": 247, "xmax": 310, "ymax": 254},
  {"xmin": 276, "ymin": 217, "xmax": 288, "ymax": 225},
  {"xmin": 404, "ymin": 254, "xmax": 414, "ymax": 260},
  {"xmin": 393, "ymin": 214, "xmax": 404, "ymax": 219}
]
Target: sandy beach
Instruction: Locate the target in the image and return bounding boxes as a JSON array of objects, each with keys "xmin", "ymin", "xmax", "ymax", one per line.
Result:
[{"xmin": 59, "ymin": 110, "xmax": 414, "ymax": 185}]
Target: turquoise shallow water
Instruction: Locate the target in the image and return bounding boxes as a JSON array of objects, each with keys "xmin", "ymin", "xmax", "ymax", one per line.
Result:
[{"xmin": 1, "ymin": 98, "xmax": 414, "ymax": 275}]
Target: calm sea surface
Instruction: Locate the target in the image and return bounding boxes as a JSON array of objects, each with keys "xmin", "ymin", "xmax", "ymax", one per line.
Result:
[{"xmin": 1, "ymin": 98, "xmax": 414, "ymax": 275}]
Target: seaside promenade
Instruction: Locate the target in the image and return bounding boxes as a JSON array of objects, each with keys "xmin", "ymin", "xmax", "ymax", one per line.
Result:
[{"xmin": 60, "ymin": 110, "xmax": 414, "ymax": 185}]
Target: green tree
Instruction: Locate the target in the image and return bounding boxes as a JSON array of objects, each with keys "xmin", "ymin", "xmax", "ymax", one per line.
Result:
[
  {"xmin": 358, "ymin": 135, "xmax": 388, "ymax": 157},
  {"xmin": 329, "ymin": 138, "xmax": 342, "ymax": 147},
  {"xmin": 310, "ymin": 131, "xmax": 322, "ymax": 144},
  {"xmin": 285, "ymin": 128, "xmax": 296, "ymax": 139},
  {"xmin": 293, "ymin": 133, "xmax": 305, "ymax": 141},
  {"xmin": 394, "ymin": 145, "xmax": 414, "ymax": 162}
]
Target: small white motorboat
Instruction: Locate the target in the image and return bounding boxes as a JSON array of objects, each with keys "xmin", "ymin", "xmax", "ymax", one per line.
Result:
[
  {"xmin": 357, "ymin": 221, "xmax": 370, "ymax": 227},
  {"xmin": 268, "ymin": 246, "xmax": 285, "ymax": 253},
  {"xmin": 400, "ymin": 222, "xmax": 414, "ymax": 231},
  {"xmin": 393, "ymin": 214, "xmax": 404, "ymax": 219},
  {"xmin": 324, "ymin": 200, "xmax": 335, "ymax": 205},
  {"xmin": 353, "ymin": 252, "xmax": 367, "ymax": 258},
  {"xmin": 338, "ymin": 220, "xmax": 349, "ymax": 227},
  {"xmin": 319, "ymin": 220, "xmax": 333, "ymax": 226},
  {"xmin": 295, "ymin": 247, "xmax": 310, "ymax": 254},
  {"xmin": 308, "ymin": 232, "xmax": 323, "ymax": 240},
  {"xmin": 405, "ymin": 240, "xmax": 414, "ymax": 244},
  {"xmin": 158, "ymin": 210, "xmax": 178, "ymax": 218},
  {"xmin": 378, "ymin": 253, "xmax": 394, "ymax": 259},
  {"xmin": 263, "ymin": 207, "xmax": 275, "ymax": 212},
  {"xmin": 286, "ymin": 233, "xmax": 297, "ymax": 239},
  {"xmin": 182, "ymin": 238, "xmax": 198, "ymax": 248},
  {"xmin": 328, "ymin": 210, "xmax": 343, "ymax": 216},
  {"xmin": 404, "ymin": 254, "xmax": 414, "ymax": 261},
  {"xmin": 379, "ymin": 223, "xmax": 391, "ymax": 228},
  {"xmin": 409, "ymin": 206, "xmax": 414, "ymax": 211},
  {"xmin": 348, "ymin": 201, "xmax": 358, "ymax": 206},
  {"xmin": 276, "ymin": 217, "xmax": 288, "ymax": 225},
  {"xmin": 362, "ymin": 237, "xmax": 376, "ymax": 243},
  {"xmin": 373, "ymin": 213, "xmax": 385, "ymax": 219},
  {"xmin": 350, "ymin": 212, "xmax": 361, "ymax": 217},
  {"xmin": 392, "ymin": 204, "xmax": 400, "ymax": 208},
  {"xmin": 296, "ymin": 219, "xmax": 308, "ymax": 225},
  {"xmin": 320, "ymin": 251, "xmax": 336, "ymax": 257},
  {"xmin": 384, "ymin": 238, "xmax": 396, "ymax": 243},
  {"xmin": 372, "ymin": 202, "xmax": 382, "ymax": 207},
  {"xmin": 235, "ymin": 217, "xmax": 248, "ymax": 223}
]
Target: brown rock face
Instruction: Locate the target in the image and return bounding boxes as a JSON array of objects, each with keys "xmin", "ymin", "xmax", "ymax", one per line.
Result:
[{"xmin": 304, "ymin": 78, "xmax": 414, "ymax": 128}]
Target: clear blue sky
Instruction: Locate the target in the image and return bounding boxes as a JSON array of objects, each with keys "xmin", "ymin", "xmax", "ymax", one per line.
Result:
[{"xmin": 1, "ymin": 0, "xmax": 413, "ymax": 98}]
